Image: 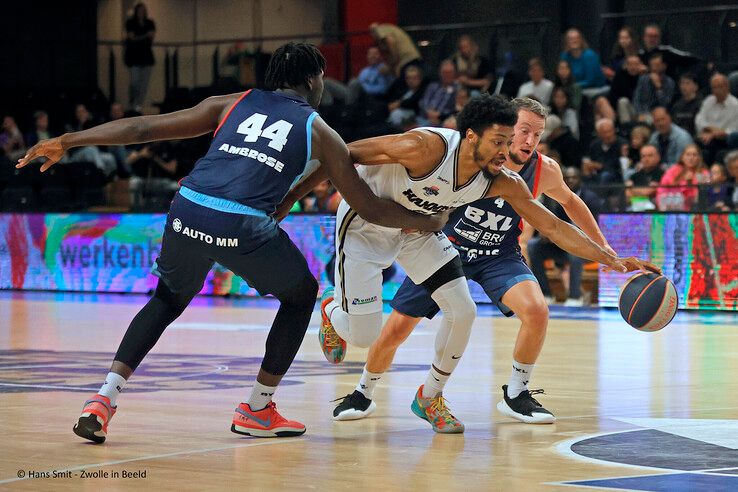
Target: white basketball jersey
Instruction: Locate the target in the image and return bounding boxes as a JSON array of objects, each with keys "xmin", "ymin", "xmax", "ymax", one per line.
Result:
[{"xmin": 357, "ymin": 128, "xmax": 493, "ymax": 216}]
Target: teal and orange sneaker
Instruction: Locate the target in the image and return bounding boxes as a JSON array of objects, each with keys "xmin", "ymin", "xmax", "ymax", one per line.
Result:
[
  {"xmin": 410, "ymin": 385, "xmax": 464, "ymax": 434},
  {"xmin": 73, "ymin": 394, "xmax": 117, "ymax": 444},
  {"xmin": 319, "ymin": 287, "xmax": 346, "ymax": 364},
  {"xmin": 231, "ymin": 401, "xmax": 306, "ymax": 438}
]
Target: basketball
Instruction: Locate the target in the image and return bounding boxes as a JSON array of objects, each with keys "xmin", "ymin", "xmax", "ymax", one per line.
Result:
[{"xmin": 618, "ymin": 272, "xmax": 679, "ymax": 331}]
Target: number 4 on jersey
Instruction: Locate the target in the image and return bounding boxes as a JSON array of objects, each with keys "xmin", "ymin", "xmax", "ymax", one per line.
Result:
[{"xmin": 237, "ymin": 113, "xmax": 293, "ymax": 152}]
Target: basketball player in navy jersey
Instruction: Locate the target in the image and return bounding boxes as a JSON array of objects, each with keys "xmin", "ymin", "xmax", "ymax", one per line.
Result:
[
  {"xmin": 17, "ymin": 43, "xmax": 451, "ymax": 443},
  {"xmin": 279, "ymin": 96, "xmax": 658, "ymax": 433},
  {"xmin": 331, "ymin": 97, "xmax": 619, "ymax": 426}
]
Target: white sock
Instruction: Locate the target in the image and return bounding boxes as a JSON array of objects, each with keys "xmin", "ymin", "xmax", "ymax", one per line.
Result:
[
  {"xmin": 507, "ymin": 360, "xmax": 535, "ymax": 398},
  {"xmin": 98, "ymin": 372, "xmax": 126, "ymax": 407},
  {"xmin": 247, "ymin": 381, "xmax": 277, "ymax": 411},
  {"xmin": 356, "ymin": 367, "xmax": 382, "ymax": 399},
  {"xmin": 423, "ymin": 366, "xmax": 450, "ymax": 398}
]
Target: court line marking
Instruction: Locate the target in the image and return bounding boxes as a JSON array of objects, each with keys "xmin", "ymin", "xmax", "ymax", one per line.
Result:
[
  {"xmin": 546, "ymin": 466, "xmax": 738, "ymax": 489},
  {"xmin": 0, "ymin": 438, "xmax": 303, "ymax": 485}
]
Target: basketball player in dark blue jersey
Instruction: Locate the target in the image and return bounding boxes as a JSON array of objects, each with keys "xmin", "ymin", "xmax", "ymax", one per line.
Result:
[
  {"xmin": 331, "ymin": 98, "xmax": 621, "ymax": 425},
  {"xmin": 17, "ymin": 43, "xmax": 451, "ymax": 443}
]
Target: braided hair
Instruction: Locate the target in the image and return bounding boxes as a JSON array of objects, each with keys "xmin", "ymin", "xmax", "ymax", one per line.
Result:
[{"xmin": 265, "ymin": 42, "xmax": 326, "ymax": 91}]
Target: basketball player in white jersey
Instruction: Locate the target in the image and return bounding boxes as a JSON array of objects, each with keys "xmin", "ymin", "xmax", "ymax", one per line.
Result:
[
  {"xmin": 280, "ymin": 94, "xmax": 656, "ymax": 433},
  {"xmin": 332, "ymin": 98, "xmax": 618, "ymax": 427}
]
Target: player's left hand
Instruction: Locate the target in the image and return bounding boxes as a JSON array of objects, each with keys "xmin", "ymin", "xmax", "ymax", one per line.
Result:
[{"xmin": 605, "ymin": 256, "xmax": 661, "ymax": 274}]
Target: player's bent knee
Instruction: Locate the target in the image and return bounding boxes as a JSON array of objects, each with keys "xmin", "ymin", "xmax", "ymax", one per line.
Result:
[
  {"xmin": 278, "ymin": 273, "xmax": 319, "ymax": 308},
  {"xmin": 347, "ymin": 311, "xmax": 383, "ymax": 348},
  {"xmin": 518, "ymin": 298, "xmax": 549, "ymax": 326}
]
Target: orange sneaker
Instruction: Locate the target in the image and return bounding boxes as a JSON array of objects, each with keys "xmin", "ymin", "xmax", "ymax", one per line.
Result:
[
  {"xmin": 231, "ymin": 401, "xmax": 306, "ymax": 438},
  {"xmin": 319, "ymin": 287, "xmax": 346, "ymax": 364},
  {"xmin": 73, "ymin": 394, "xmax": 117, "ymax": 444}
]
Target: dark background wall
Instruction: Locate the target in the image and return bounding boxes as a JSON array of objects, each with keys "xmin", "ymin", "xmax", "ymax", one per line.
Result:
[{"xmin": 0, "ymin": 1, "xmax": 98, "ymax": 90}]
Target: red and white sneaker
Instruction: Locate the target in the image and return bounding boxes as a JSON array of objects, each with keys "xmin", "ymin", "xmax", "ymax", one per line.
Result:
[
  {"xmin": 73, "ymin": 394, "xmax": 117, "ymax": 444},
  {"xmin": 231, "ymin": 401, "xmax": 306, "ymax": 438}
]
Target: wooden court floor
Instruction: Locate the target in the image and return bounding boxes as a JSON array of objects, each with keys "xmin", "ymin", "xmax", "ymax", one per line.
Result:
[{"xmin": 1, "ymin": 291, "xmax": 737, "ymax": 491}]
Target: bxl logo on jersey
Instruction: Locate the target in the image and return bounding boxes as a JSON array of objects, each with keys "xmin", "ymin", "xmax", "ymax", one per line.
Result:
[{"xmin": 463, "ymin": 206, "xmax": 514, "ymax": 231}]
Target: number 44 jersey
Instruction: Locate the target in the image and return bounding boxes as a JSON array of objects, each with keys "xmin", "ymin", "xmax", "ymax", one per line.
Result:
[
  {"xmin": 446, "ymin": 151, "xmax": 542, "ymax": 263},
  {"xmin": 180, "ymin": 89, "xmax": 319, "ymax": 214}
]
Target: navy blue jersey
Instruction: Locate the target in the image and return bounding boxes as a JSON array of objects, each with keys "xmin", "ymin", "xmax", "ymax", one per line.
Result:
[
  {"xmin": 445, "ymin": 151, "xmax": 542, "ymax": 263},
  {"xmin": 180, "ymin": 89, "xmax": 317, "ymax": 214}
]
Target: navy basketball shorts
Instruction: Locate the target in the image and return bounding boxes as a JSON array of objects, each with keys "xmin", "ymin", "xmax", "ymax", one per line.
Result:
[
  {"xmin": 152, "ymin": 192, "xmax": 313, "ymax": 297},
  {"xmin": 391, "ymin": 254, "xmax": 538, "ymax": 318}
]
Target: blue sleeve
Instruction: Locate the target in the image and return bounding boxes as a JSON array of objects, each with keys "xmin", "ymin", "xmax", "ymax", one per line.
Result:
[
  {"xmin": 358, "ymin": 66, "xmax": 389, "ymax": 95},
  {"xmin": 581, "ymin": 50, "xmax": 606, "ymax": 88}
]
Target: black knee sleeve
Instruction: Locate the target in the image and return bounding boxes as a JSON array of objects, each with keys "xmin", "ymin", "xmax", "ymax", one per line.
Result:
[
  {"xmin": 260, "ymin": 272, "xmax": 318, "ymax": 376},
  {"xmin": 114, "ymin": 280, "xmax": 194, "ymax": 371},
  {"xmin": 421, "ymin": 255, "xmax": 465, "ymax": 294}
]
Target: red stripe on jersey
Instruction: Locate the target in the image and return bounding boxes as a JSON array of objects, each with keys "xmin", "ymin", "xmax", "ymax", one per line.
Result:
[
  {"xmin": 213, "ymin": 89, "xmax": 252, "ymax": 137},
  {"xmin": 531, "ymin": 152, "xmax": 543, "ymax": 198}
]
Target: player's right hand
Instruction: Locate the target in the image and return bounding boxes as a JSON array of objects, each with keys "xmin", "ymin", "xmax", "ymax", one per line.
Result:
[
  {"xmin": 420, "ymin": 208, "xmax": 454, "ymax": 232},
  {"xmin": 605, "ymin": 257, "xmax": 661, "ymax": 274},
  {"xmin": 17, "ymin": 137, "xmax": 65, "ymax": 172}
]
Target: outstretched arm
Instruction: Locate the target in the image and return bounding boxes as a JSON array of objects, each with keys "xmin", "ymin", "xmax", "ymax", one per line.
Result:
[
  {"xmin": 274, "ymin": 129, "xmax": 444, "ymax": 220},
  {"xmin": 493, "ymin": 170, "xmax": 658, "ymax": 273},
  {"xmin": 17, "ymin": 93, "xmax": 241, "ymax": 171},
  {"xmin": 311, "ymin": 117, "xmax": 449, "ymax": 231}
]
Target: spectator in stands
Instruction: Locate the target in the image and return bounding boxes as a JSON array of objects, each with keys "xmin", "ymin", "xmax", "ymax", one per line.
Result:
[
  {"xmin": 625, "ymin": 144, "xmax": 663, "ymax": 211},
  {"xmin": 550, "ymin": 86, "xmax": 579, "ymax": 140},
  {"xmin": 451, "ymin": 35, "xmax": 492, "ymax": 94},
  {"xmin": 657, "ymin": 143, "xmax": 709, "ymax": 211},
  {"xmin": 544, "ymin": 114, "xmax": 582, "ymax": 169},
  {"xmin": 627, "ymin": 125, "xmax": 652, "ymax": 163},
  {"xmin": 302, "ymin": 180, "xmax": 341, "ymax": 213},
  {"xmin": 603, "ymin": 26, "xmax": 640, "ymax": 79},
  {"xmin": 633, "ymin": 52, "xmax": 676, "ymax": 121},
  {"xmin": 639, "ymin": 23, "xmax": 700, "ymax": 80},
  {"xmin": 554, "ymin": 59, "xmax": 583, "ymax": 110},
  {"xmin": 356, "ymin": 46, "xmax": 394, "ymax": 99},
  {"xmin": 517, "ymin": 58, "xmax": 554, "ymax": 106},
  {"xmin": 24, "ymin": 111, "xmax": 52, "ymax": 148},
  {"xmin": 0, "ymin": 116, "xmax": 26, "ymax": 161},
  {"xmin": 696, "ymin": 73, "xmax": 738, "ymax": 163},
  {"xmin": 109, "ymin": 102, "xmax": 126, "ymax": 121},
  {"xmin": 65, "ymin": 104, "xmax": 117, "ymax": 177},
  {"xmin": 604, "ymin": 54, "xmax": 647, "ymax": 125},
  {"xmin": 725, "ymin": 151, "xmax": 738, "ymax": 209},
  {"xmin": 706, "ymin": 163, "xmax": 731, "ymax": 211},
  {"xmin": 583, "ymin": 118, "xmax": 627, "ymax": 185},
  {"xmin": 126, "ymin": 141, "xmax": 180, "ymax": 207},
  {"xmin": 417, "ymin": 60, "xmax": 458, "ymax": 127},
  {"xmin": 370, "ymin": 22, "xmax": 422, "ymax": 101},
  {"xmin": 125, "ymin": 2, "xmax": 156, "ymax": 111},
  {"xmin": 442, "ymin": 86, "xmax": 470, "ymax": 130},
  {"xmin": 560, "ymin": 29, "xmax": 607, "ymax": 96},
  {"xmin": 106, "ymin": 102, "xmax": 131, "ymax": 178},
  {"xmin": 527, "ymin": 166, "xmax": 602, "ymax": 306},
  {"xmin": 649, "ymin": 106, "xmax": 692, "ymax": 165},
  {"xmin": 387, "ymin": 65, "xmax": 426, "ymax": 130},
  {"xmin": 670, "ymin": 73, "xmax": 703, "ymax": 136}
]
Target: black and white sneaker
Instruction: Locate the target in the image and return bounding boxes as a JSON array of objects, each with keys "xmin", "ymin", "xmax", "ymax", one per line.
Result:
[
  {"xmin": 332, "ymin": 390, "xmax": 377, "ymax": 421},
  {"xmin": 496, "ymin": 385, "xmax": 556, "ymax": 424}
]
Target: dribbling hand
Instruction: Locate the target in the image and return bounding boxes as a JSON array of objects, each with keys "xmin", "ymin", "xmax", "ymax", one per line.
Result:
[{"xmin": 604, "ymin": 256, "xmax": 661, "ymax": 274}]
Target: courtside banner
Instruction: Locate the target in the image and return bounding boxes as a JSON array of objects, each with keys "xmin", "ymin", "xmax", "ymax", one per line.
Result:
[
  {"xmin": 598, "ymin": 213, "xmax": 738, "ymax": 311},
  {"xmin": 0, "ymin": 213, "xmax": 340, "ymax": 296}
]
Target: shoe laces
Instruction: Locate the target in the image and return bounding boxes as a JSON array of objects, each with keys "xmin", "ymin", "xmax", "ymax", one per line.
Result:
[
  {"xmin": 321, "ymin": 325, "xmax": 343, "ymax": 348},
  {"xmin": 521, "ymin": 389, "xmax": 545, "ymax": 406},
  {"xmin": 428, "ymin": 395, "xmax": 458, "ymax": 425},
  {"xmin": 263, "ymin": 401, "xmax": 288, "ymax": 424}
]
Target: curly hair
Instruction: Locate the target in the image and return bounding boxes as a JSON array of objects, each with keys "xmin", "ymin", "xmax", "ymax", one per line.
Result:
[
  {"xmin": 265, "ymin": 42, "xmax": 326, "ymax": 91},
  {"xmin": 456, "ymin": 94, "xmax": 518, "ymax": 137}
]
